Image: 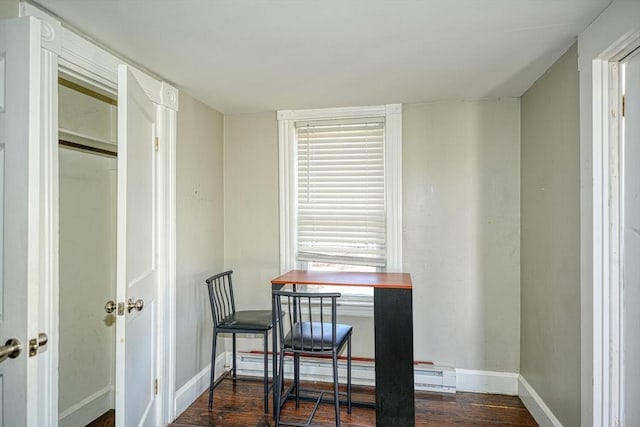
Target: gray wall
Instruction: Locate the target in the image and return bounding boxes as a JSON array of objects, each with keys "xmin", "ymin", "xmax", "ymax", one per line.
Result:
[
  {"xmin": 520, "ymin": 43, "xmax": 581, "ymax": 427},
  {"xmin": 404, "ymin": 100, "xmax": 520, "ymax": 370},
  {"xmin": 0, "ymin": 0, "xmax": 18, "ymax": 18},
  {"xmin": 223, "ymin": 113, "xmax": 280, "ymax": 330},
  {"xmin": 222, "ymin": 101, "xmax": 521, "ymax": 371},
  {"xmin": 175, "ymin": 93, "xmax": 224, "ymax": 390}
]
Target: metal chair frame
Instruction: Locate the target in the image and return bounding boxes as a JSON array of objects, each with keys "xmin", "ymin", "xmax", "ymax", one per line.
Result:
[
  {"xmin": 205, "ymin": 270, "xmax": 273, "ymax": 413},
  {"xmin": 273, "ymin": 289, "xmax": 352, "ymax": 427}
]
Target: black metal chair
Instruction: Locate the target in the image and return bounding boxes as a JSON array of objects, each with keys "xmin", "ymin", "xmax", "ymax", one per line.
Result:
[
  {"xmin": 273, "ymin": 289, "xmax": 352, "ymax": 427},
  {"xmin": 205, "ymin": 270, "xmax": 274, "ymax": 413}
]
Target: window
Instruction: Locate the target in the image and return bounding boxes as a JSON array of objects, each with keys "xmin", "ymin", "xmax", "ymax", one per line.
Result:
[{"xmin": 278, "ymin": 105, "xmax": 402, "ymax": 309}]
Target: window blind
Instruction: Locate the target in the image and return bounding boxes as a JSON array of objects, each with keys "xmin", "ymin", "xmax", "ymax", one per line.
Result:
[{"xmin": 295, "ymin": 117, "xmax": 386, "ymax": 267}]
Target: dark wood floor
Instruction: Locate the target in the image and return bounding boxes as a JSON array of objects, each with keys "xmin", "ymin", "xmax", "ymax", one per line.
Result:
[
  {"xmin": 86, "ymin": 409, "xmax": 114, "ymax": 427},
  {"xmin": 171, "ymin": 377, "xmax": 538, "ymax": 427}
]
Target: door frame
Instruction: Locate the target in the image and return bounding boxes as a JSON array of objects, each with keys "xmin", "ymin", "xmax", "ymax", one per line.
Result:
[
  {"xmin": 578, "ymin": 2, "xmax": 640, "ymax": 425},
  {"xmin": 20, "ymin": 3, "xmax": 178, "ymax": 425}
]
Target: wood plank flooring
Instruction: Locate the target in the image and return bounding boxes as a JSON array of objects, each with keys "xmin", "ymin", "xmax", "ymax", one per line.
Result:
[
  {"xmin": 171, "ymin": 377, "xmax": 538, "ymax": 426},
  {"xmin": 85, "ymin": 409, "xmax": 114, "ymax": 427}
]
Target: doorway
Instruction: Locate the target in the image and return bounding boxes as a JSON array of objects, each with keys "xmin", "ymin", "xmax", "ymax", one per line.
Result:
[{"xmin": 57, "ymin": 79, "xmax": 118, "ymax": 427}]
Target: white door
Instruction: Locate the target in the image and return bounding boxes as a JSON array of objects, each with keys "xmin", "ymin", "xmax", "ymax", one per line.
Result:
[
  {"xmin": 0, "ymin": 17, "xmax": 43, "ymax": 427},
  {"xmin": 623, "ymin": 48, "xmax": 640, "ymax": 426},
  {"xmin": 115, "ymin": 65, "xmax": 160, "ymax": 427}
]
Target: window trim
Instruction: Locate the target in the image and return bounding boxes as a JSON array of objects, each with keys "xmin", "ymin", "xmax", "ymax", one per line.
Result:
[{"xmin": 277, "ymin": 104, "xmax": 402, "ymax": 313}]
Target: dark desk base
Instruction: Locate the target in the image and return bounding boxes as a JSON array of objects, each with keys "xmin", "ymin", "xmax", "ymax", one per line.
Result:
[{"xmin": 374, "ymin": 287, "xmax": 415, "ymax": 426}]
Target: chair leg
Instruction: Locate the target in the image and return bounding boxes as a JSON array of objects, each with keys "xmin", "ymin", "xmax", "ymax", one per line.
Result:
[
  {"xmin": 263, "ymin": 331, "xmax": 269, "ymax": 414},
  {"xmin": 294, "ymin": 353, "xmax": 300, "ymax": 408},
  {"xmin": 332, "ymin": 352, "xmax": 341, "ymax": 427},
  {"xmin": 347, "ymin": 336, "xmax": 352, "ymax": 414},
  {"xmin": 275, "ymin": 347, "xmax": 286, "ymax": 427},
  {"xmin": 232, "ymin": 333, "xmax": 237, "ymax": 381},
  {"xmin": 208, "ymin": 332, "xmax": 218, "ymax": 409},
  {"xmin": 272, "ymin": 331, "xmax": 278, "ymax": 417}
]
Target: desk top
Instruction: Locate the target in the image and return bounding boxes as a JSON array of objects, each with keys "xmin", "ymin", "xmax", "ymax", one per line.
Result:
[{"xmin": 271, "ymin": 270, "xmax": 412, "ymax": 289}]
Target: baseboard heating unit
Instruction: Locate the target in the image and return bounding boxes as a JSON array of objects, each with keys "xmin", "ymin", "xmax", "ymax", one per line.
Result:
[{"xmin": 231, "ymin": 352, "xmax": 456, "ymax": 393}]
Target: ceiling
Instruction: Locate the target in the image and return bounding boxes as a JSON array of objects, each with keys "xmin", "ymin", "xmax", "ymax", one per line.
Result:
[{"xmin": 34, "ymin": 0, "xmax": 611, "ymax": 114}]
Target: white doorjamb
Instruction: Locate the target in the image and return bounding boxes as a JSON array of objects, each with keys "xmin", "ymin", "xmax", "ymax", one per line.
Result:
[
  {"xmin": 583, "ymin": 23, "xmax": 640, "ymax": 427},
  {"xmin": 19, "ymin": 2, "xmax": 178, "ymax": 425},
  {"xmin": 158, "ymin": 84, "xmax": 178, "ymax": 423},
  {"xmin": 37, "ymin": 25, "xmax": 60, "ymax": 427}
]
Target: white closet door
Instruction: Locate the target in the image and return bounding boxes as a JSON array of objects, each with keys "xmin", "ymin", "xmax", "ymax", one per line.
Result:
[
  {"xmin": 0, "ymin": 16, "xmax": 42, "ymax": 427},
  {"xmin": 115, "ymin": 64, "xmax": 160, "ymax": 427}
]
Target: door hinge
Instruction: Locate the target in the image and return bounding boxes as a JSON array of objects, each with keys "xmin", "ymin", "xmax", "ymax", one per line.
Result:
[
  {"xmin": 154, "ymin": 379, "xmax": 159, "ymax": 395},
  {"xmin": 154, "ymin": 136, "xmax": 159, "ymax": 152},
  {"xmin": 622, "ymin": 95, "xmax": 626, "ymax": 117}
]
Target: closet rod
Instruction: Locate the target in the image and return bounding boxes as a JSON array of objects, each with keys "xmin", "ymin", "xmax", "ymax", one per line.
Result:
[
  {"xmin": 59, "ymin": 77, "xmax": 117, "ymax": 106},
  {"xmin": 59, "ymin": 139, "xmax": 118, "ymax": 158}
]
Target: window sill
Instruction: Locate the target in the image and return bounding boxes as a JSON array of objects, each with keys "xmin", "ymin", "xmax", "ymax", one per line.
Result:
[
  {"xmin": 282, "ymin": 299, "xmax": 374, "ymax": 318},
  {"xmin": 336, "ymin": 299, "xmax": 374, "ymax": 317}
]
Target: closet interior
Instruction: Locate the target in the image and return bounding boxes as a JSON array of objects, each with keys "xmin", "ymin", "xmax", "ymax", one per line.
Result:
[{"xmin": 58, "ymin": 78, "xmax": 118, "ymax": 427}]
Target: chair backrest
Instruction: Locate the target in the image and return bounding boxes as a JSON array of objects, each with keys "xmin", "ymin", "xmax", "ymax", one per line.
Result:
[
  {"xmin": 273, "ymin": 289, "xmax": 342, "ymax": 353},
  {"xmin": 205, "ymin": 270, "xmax": 236, "ymax": 328}
]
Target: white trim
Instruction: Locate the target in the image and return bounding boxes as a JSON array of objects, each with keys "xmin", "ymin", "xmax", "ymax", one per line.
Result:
[
  {"xmin": 454, "ymin": 369, "xmax": 518, "ymax": 395},
  {"xmin": 278, "ymin": 116, "xmax": 296, "ymax": 272},
  {"xmin": 58, "ymin": 386, "xmax": 114, "ymax": 427},
  {"xmin": 15, "ymin": 7, "xmax": 60, "ymax": 426},
  {"xmin": 38, "ymin": 44, "xmax": 59, "ymax": 427},
  {"xmin": 518, "ymin": 375, "xmax": 563, "ymax": 427},
  {"xmin": 385, "ymin": 104, "xmax": 402, "ymax": 271},
  {"xmin": 175, "ymin": 354, "xmax": 525, "ymax": 415},
  {"xmin": 21, "ymin": 2, "xmax": 178, "ymax": 110},
  {"xmin": 606, "ymin": 59, "xmax": 623, "ymax": 427},
  {"xmin": 174, "ymin": 353, "xmax": 226, "ymax": 418},
  {"xmin": 20, "ymin": 2, "xmax": 61, "ymax": 55},
  {"xmin": 162, "ymin": 105, "xmax": 178, "ymax": 422},
  {"xmin": 278, "ymin": 104, "xmax": 388, "ymax": 121}
]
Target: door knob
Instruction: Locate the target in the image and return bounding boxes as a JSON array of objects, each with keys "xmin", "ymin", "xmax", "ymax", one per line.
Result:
[
  {"xmin": 0, "ymin": 338, "xmax": 21, "ymax": 363},
  {"xmin": 105, "ymin": 300, "xmax": 117, "ymax": 314},
  {"xmin": 127, "ymin": 298, "xmax": 144, "ymax": 313}
]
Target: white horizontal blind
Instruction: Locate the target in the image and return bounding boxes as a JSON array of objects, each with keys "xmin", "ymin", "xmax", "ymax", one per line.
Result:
[{"xmin": 296, "ymin": 117, "xmax": 386, "ymax": 267}]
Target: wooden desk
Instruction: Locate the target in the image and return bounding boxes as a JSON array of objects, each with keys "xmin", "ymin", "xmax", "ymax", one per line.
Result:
[{"xmin": 271, "ymin": 270, "xmax": 415, "ymax": 426}]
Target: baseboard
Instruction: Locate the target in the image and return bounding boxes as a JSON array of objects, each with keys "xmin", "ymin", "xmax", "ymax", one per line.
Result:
[
  {"xmin": 234, "ymin": 352, "xmax": 456, "ymax": 393},
  {"xmin": 58, "ymin": 385, "xmax": 114, "ymax": 427},
  {"xmin": 455, "ymin": 369, "xmax": 519, "ymax": 395},
  {"xmin": 174, "ymin": 352, "xmax": 521, "ymax": 417},
  {"xmin": 174, "ymin": 352, "xmax": 225, "ymax": 417},
  {"xmin": 518, "ymin": 375, "xmax": 563, "ymax": 427}
]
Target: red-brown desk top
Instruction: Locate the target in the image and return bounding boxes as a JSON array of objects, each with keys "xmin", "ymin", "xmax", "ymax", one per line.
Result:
[{"xmin": 271, "ymin": 270, "xmax": 412, "ymax": 289}]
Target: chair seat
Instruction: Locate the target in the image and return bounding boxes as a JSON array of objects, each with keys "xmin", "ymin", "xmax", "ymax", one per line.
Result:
[
  {"xmin": 219, "ymin": 310, "xmax": 274, "ymax": 331},
  {"xmin": 284, "ymin": 321, "xmax": 352, "ymax": 351}
]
